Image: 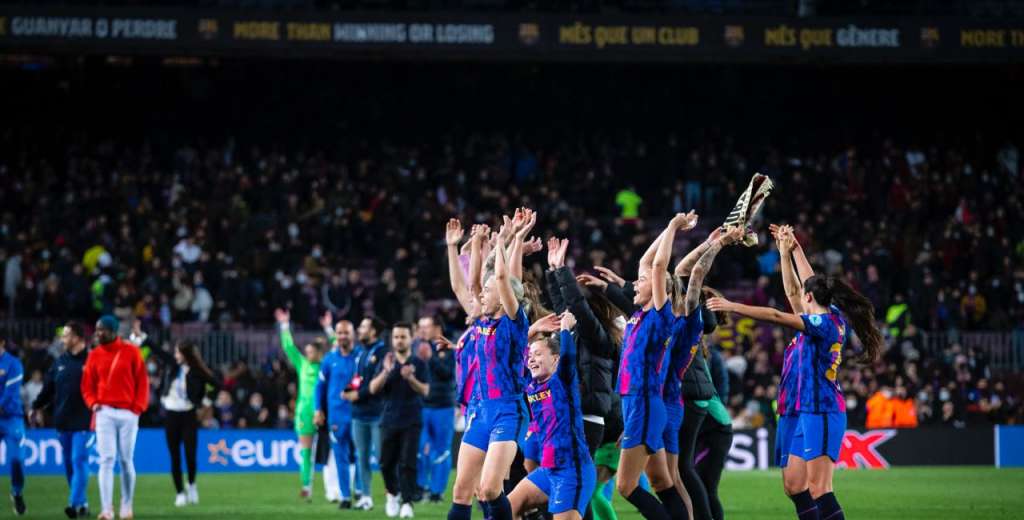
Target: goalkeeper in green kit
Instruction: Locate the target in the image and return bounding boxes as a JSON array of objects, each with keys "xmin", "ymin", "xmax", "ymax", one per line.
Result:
[{"xmin": 275, "ymin": 308, "xmax": 326, "ymax": 500}]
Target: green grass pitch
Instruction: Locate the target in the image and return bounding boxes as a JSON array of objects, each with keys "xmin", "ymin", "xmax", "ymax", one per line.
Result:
[{"xmin": 3, "ymin": 467, "xmax": 1022, "ymax": 519}]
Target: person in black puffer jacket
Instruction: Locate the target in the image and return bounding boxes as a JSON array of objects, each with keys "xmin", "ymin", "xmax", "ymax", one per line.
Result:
[{"xmin": 544, "ymin": 237, "xmax": 623, "ymax": 520}]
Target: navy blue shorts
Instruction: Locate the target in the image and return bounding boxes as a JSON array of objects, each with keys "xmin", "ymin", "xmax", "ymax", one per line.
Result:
[
  {"xmin": 461, "ymin": 401, "xmax": 489, "ymax": 451},
  {"xmin": 776, "ymin": 413, "xmax": 846, "ymax": 467},
  {"xmin": 621, "ymin": 394, "xmax": 666, "ymax": 454},
  {"xmin": 526, "ymin": 462, "xmax": 597, "ymax": 515},
  {"xmin": 468, "ymin": 398, "xmax": 528, "ymax": 449},
  {"xmin": 662, "ymin": 401, "xmax": 684, "ymax": 455}
]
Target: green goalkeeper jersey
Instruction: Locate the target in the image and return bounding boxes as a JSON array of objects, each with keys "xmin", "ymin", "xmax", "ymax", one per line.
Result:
[{"xmin": 279, "ymin": 325, "xmax": 320, "ymax": 435}]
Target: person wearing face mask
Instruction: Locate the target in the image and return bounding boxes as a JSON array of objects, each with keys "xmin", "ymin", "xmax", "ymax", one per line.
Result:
[
  {"xmin": 150, "ymin": 339, "xmax": 221, "ymax": 507},
  {"xmin": 81, "ymin": 315, "xmax": 150, "ymax": 520},
  {"xmin": 508, "ymin": 311, "xmax": 596, "ymax": 520}
]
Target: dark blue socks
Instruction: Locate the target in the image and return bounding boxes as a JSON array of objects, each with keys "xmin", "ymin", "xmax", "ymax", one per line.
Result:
[
  {"xmin": 816, "ymin": 492, "xmax": 845, "ymax": 520},
  {"xmin": 790, "ymin": 489, "xmax": 820, "ymax": 520},
  {"xmin": 656, "ymin": 488, "xmax": 689, "ymax": 520},
  {"xmin": 627, "ymin": 487, "xmax": 671, "ymax": 520}
]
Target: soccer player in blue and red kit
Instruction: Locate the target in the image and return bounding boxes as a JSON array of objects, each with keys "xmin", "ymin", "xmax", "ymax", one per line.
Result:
[
  {"xmin": 707, "ymin": 225, "xmax": 882, "ymax": 520},
  {"xmin": 614, "ymin": 212, "xmax": 698, "ymax": 520},
  {"xmin": 509, "ymin": 311, "xmax": 595, "ymax": 520},
  {"xmin": 448, "ymin": 216, "xmax": 530, "ymax": 520}
]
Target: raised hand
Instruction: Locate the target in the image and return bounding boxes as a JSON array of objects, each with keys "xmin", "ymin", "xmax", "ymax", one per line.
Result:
[
  {"xmin": 670, "ymin": 210, "xmax": 699, "ymax": 232},
  {"xmin": 720, "ymin": 225, "xmax": 745, "ymax": 246},
  {"xmin": 560, "ymin": 310, "xmax": 577, "ymax": 331},
  {"xmin": 547, "ymin": 237, "xmax": 561, "ymax": 269},
  {"xmin": 576, "ymin": 273, "xmax": 608, "ymax": 290},
  {"xmin": 497, "ymin": 215, "xmax": 514, "ymax": 243},
  {"xmin": 554, "ymin": 238, "xmax": 569, "ymax": 268},
  {"xmin": 594, "ymin": 266, "xmax": 626, "ymax": 287},
  {"xmin": 515, "ymin": 208, "xmax": 537, "ymax": 240},
  {"xmin": 706, "ymin": 296, "xmax": 735, "ymax": 312},
  {"xmin": 274, "ymin": 308, "xmax": 290, "ymax": 324},
  {"xmin": 319, "ymin": 311, "xmax": 333, "ymax": 330},
  {"xmin": 445, "ymin": 219, "xmax": 464, "ymax": 246},
  {"xmin": 529, "ymin": 313, "xmax": 560, "ymax": 336},
  {"xmin": 382, "ymin": 352, "xmax": 396, "ymax": 373},
  {"xmin": 471, "ymin": 224, "xmax": 491, "ymax": 243},
  {"xmin": 523, "ymin": 237, "xmax": 543, "ymax": 256}
]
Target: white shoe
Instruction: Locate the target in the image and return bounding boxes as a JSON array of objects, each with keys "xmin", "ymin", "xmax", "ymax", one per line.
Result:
[
  {"xmin": 355, "ymin": 495, "xmax": 374, "ymax": 510},
  {"xmin": 186, "ymin": 483, "xmax": 199, "ymax": 505},
  {"xmin": 118, "ymin": 504, "xmax": 134, "ymax": 520},
  {"xmin": 399, "ymin": 503, "xmax": 414, "ymax": 518},
  {"xmin": 385, "ymin": 493, "xmax": 400, "ymax": 518},
  {"xmin": 174, "ymin": 493, "xmax": 187, "ymax": 507},
  {"xmin": 326, "ymin": 493, "xmax": 340, "ymax": 503}
]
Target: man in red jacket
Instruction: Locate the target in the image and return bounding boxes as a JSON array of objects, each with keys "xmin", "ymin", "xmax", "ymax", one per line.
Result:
[{"xmin": 81, "ymin": 315, "xmax": 149, "ymax": 520}]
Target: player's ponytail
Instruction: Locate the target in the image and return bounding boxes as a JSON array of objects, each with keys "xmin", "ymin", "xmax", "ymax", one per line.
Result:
[{"xmin": 805, "ymin": 275, "xmax": 882, "ymax": 364}]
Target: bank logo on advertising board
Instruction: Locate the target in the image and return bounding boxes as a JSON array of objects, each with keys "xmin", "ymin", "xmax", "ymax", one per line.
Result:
[{"xmin": 837, "ymin": 429, "xmax": 896, "ymax": 469}]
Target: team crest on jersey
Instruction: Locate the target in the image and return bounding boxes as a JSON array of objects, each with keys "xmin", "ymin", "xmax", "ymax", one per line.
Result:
[
  {"xmin": 527, "ymin": 389, "xmax": 551, "ymax": 403},
  {"xmin": 0, "ymin": 369, "xmax": 5, "ymax": 377},
  {"xmin": 809, "ymin": 315, "xmax": 823, "ymax": 326},
  {"xmin": 438, "ymin": 350, "xmax": 446, "ymax": 358}
]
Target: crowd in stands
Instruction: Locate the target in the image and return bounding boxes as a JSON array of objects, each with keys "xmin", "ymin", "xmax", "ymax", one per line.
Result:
[{"xmin": 2, "ymin": 61, "xmax": 1022, "ymax": 430}]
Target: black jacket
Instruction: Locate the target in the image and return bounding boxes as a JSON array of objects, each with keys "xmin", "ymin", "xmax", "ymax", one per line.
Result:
[
  {"xmin": 420, "ymin": 340, "xmax": 455, "ymax": 409},
  {"xmin": 32, "ymin": 350, "xmax": 90, "ymax": 431},
  {"xmin": 151, "ymin": 347, "xmax": 222, "ymax": 409},
  {"xmin": 546, "ymin": 267, "xmax": 616, "ymax": 419}
]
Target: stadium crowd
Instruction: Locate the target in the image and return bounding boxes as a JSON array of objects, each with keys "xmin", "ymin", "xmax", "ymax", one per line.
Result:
[{"xmin": 2, "ymin": 126, "xmax": 1022, "ymax": 431}]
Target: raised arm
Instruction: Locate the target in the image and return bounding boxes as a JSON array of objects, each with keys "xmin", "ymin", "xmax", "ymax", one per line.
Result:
[
  {"xmin": 652, "ymin": 212, "xmax": 698, "ymax": 310},
  {"xmin": 557, "ymin": 311, "xmax": 578, "ymax": 380},
  {"xmin": 770, "ymin": 225, "xmax": 806, "ymax": 314},
  {"xmin": 509, "ymin": 208, "xmax": 537, "ymax": 280},
  {"xmin": 494, "ymin": 217, "xmax": 521, "ymax": 318},
  {"xmin": 684, "ymin": 226, "xmax": 742, "ymax": 316},
  {"xmin": 275, "ymin": 308, "xmax": 303, "ymax": 368},
  {"xmin": 706, "ymin": 297, "xmax": 805, "ymax": 331},
  {"xmin": 791, "ymin": 236, "xmax": 815, "ymax": 283},
  {"xmin": 468, "ymin": 224, "xmax": 489, "ymax": 298},
  {"xmin": 445, "ymin": 219, "xmax": 475, "ymax": 314},
  {"xmin": 674, "ymin": 227, "xmax": 722, "ymax": 277}
]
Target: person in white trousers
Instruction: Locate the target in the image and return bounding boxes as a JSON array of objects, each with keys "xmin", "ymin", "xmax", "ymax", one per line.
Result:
[{"xmin": 81, "ymin": 315, "xmax": 150, "ymax": 520}]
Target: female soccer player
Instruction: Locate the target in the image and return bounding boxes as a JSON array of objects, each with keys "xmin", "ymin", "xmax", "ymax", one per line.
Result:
[
  {"xmin": 661, "ymin": 226, "xmax": 741, "ymax": 520},
  {"xmin": 448, "ymin": 216, "xmax": 530, "ymax": 520},
  {"xmin": 614, "ymin": 212, "xmax": 695, "ymax": 520},
  {"xmin": 707, "ymin": 226, "xmax": 882, "ymax": 520},
  {"xmin": 509, "ymin": 311, "xmax": 596, "ymax": 520},
  {"xmin": 275, "ymin": 308, "xmax": 326, "ymax": 501}
]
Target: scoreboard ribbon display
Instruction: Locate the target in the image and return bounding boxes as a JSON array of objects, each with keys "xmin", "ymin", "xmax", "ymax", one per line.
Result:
[{"xmin": 0, "ymin": 7, "xmax": 1022, "ymax": 62}]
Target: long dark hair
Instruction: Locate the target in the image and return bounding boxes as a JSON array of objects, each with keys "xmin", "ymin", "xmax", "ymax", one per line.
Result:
[
  {"xmin": 804, "ymin": 275, "xmax": 882, "ymax": 364},
  {"xmin": 176, "ymin": 339, "xmax": 216, "ymax": 381},
  {"xmin": 522, "ymin": 274, "xmax": 552, "ymax": 322},
  {"xmin": 582, "ymin": 286, "xmax": 625, "ymax": 347}
]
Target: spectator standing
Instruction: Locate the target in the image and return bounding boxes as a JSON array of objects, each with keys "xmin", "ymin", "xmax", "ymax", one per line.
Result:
[
  {"xmin": 81, "ymin": 315, "xmax": 150, "ymax": 520},
  {"xmin": 31, "ymin": 321, "xmax": 91, "ymax": 519}
]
